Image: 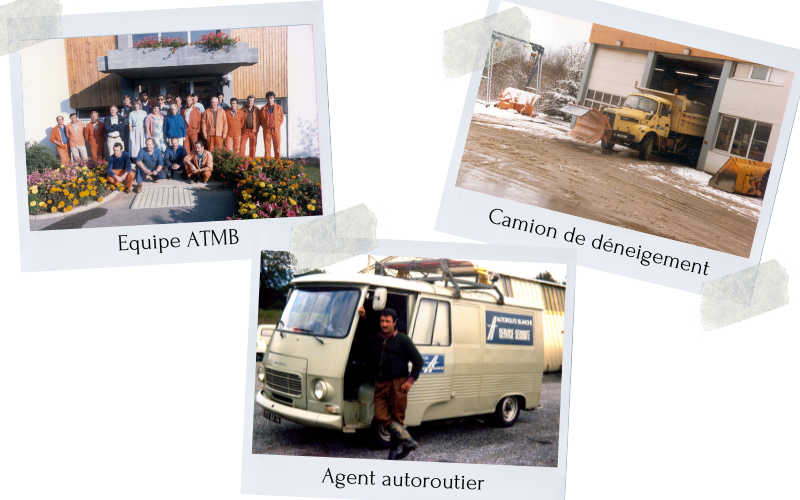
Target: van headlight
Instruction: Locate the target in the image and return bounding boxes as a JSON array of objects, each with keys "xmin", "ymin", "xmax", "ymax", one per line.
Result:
[
  {"xmin": 314, "ymin": 380, "xmax": 332, "ymax": 401},
  {"xmin": 257, "ymin": 364, "xmax": 266, "ymax": 382}
]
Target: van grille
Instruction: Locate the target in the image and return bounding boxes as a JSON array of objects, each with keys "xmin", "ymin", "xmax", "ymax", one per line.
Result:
[{"xmin": 264, "ymin": 368, "xmax": 303, "ymax": 396}]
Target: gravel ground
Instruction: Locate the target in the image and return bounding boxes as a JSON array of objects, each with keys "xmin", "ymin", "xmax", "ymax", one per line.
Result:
[
  {"xmin": 456, "ymin": 105, "xmax": 762, "ymax": 257},
  {"xmin": 252, "ymin": 372, "xmax": 561, "ymax": 466}
]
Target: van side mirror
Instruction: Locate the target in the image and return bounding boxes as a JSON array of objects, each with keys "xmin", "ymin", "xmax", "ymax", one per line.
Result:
[{"xmin": 372, "ymin": 287, "xmax": 387, "ymax": 311}]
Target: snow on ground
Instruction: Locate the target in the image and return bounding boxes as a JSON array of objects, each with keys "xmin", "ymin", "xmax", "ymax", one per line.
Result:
[{"xmin": 473, "ymin": 102, "xmax": 574, "ymax": 140}]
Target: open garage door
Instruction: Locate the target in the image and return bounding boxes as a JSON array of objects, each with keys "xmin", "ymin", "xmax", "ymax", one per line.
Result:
[{"xmin": 649, "ymin": 55, "xmax": 723, "ymax": 108}]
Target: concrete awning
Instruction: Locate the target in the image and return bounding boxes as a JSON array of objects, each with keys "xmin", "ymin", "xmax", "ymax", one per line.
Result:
[{"xmin": 98, "ymin": 44, "xmax": 258, "ymax": 79}]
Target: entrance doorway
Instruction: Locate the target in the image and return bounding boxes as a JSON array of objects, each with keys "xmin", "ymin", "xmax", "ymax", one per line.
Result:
[{"xmin": 135, "ymin": 78, "xmax": 223, "ymax": 108}]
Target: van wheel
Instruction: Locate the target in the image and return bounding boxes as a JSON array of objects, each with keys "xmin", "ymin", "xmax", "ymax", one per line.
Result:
[
  {"xmin": 492, "ymin": 396, "xmax": 521, "ymax": 427},
  {"xmin": 639, "ymin": 135, "xmax": 654, "ymax": 160},
  {"xmin": 601, "ymin": 140, "xmax": 615, "ymax": 151},
  {"xmin": 369, "ymin": 420, "xmax": 392, "ymax": 449}
]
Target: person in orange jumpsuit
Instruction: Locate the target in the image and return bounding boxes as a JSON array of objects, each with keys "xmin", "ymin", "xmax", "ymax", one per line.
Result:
[
  {"xmin": 201, "ymin": 97, "xmax": 228, "ymax": 151},
  {"xmin": 83, "ymin": 111, "xmax": 105, "ymax": 159},
  {"xmin": 239, "ymin": 95, "xmax": 260, "ymax": 158},
  {"xmin": 184, "ymin": 140, "xmax": 214, "ymax": 183},
  {"xmin": 65, "ymin": 113, "xmax": 88, "ymax": 161},
  {"xmin": 259, "ymin": 91, "xmax": 284, "ymax": 159},
  {"xmin": 224, "ymin": 97, "xmax": 245, "ymax": 153},
  {"xmin": 49, "ymin": 115, "xmax": 70, "ymax": 164}
]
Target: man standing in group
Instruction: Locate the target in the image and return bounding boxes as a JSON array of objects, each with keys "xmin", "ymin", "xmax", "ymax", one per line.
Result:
[
  {"xmin": 104, "ymin": 105, "xmax": 126, "ymax": 158},
  {"xmin": 184, "ymin": 140, "xmax": 213, "ymax": 183},
  {"xmin": 157, "ymin": 94, "xmax": 170, "ymax": 117},
  {"xmin": 135, "ymin": 138, "xmax": 166, "ymax": 191},
  {"xmin": 239, "ymin": 95, "xmax": 260, "ymax": 159},
  {"xmin": 225, "ymin": 97, "xmax": 244, "ymax": 153},
  {"xmin": 358, "ymin": 306, "xmax": 423, "ymax": 460},
  {"xmin": 139, "ymin": 91, "xmax": 152, "ymax": 114},
  {"xmin": 106, "ymin": 143, "xmax": 135, "ymax": 193},
  {"xmin": 83, "ymin": 111, "xmax": 105, "ymax": 159},
  {"xmin": 49, "ymin": 115, "xmax": 70, "ymax": 164},
  {"xmin": 119, "ymin": 95, "xmax": 133, "ymax": 152},
  {"xmin": 191, "ymin": 93, "xmax": 205, "ymax": 113},
  {"xmin": 202, "ymin": 97, "xmax": 228, "ymax": 151},
  {"xmin": 182, "ymin": 96, "xmax": 202, "ymax": 153},
  {"xmin": 217, "ymin": 92, "xmax": 230, "ymax": 110},
  {"xmin": 65, "ymin": 113, "xmax": 88, "ymax": 161},
  {"xmin": 164, "ymin": 137, "xmax": 187, "ymax": 179},
  {"xmin": 260, "ymin": 91, "xmax": 284, "ymax": 159}
]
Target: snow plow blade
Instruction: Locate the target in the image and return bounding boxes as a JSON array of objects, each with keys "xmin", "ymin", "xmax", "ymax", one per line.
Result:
[
  {"xmin": 708, "ymin": 157, "xmax": 771, "ymax": 197},
  {"xmin": 560, "ymin": 104, "xmax": 610, "ymax": 144},
  {"xmin": 498, "ymin": 88, "xmax": 540, "ymax": 117}
]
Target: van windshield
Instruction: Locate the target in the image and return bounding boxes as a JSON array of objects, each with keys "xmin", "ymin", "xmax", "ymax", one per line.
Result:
[
  {"xmin": 279, "ymin": 287, "xmax": 360, "ymax": 339},
  {"xmin": 623, "ymin": 95, "xmax": 658, "ymax": 113}
]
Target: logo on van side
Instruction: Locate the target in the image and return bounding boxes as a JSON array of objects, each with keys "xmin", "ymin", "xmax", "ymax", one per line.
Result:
[
  {"xmin": 421, "ymin": 354, "xmax": 445, "ymax": 374},
  {"xmin": 485, "ymin": 311, "xmax": 534, "ymax": 346}
]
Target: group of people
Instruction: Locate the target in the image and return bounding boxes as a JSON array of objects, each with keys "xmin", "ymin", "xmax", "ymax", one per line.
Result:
[{"xmin": 49, "ymin": 91, "xmax": 285, "ymax": 194}]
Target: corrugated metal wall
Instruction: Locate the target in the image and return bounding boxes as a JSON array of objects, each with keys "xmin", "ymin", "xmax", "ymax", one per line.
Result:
[{"xmin": 501, "ymin": 275, "xmax": 565, "ymax": 372}]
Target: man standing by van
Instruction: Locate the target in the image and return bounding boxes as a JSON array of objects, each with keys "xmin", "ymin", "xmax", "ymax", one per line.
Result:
[{"xmin": 358, "ymin": 307, "xmax": 423, "ymax": 460}]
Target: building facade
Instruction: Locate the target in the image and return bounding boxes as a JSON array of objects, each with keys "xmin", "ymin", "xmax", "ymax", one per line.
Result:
[
  {"xmin": 576, "ymin": 25, "xmax": 793, "ymax": 174},
  {"xmin": 22, "ymin": 26, "xmax": 319, "ymax": 159}
]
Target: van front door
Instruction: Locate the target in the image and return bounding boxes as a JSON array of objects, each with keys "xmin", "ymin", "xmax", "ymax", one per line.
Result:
[{"xmin": 403, "ymin": 297, "xmax": 453, "ymax": 426}]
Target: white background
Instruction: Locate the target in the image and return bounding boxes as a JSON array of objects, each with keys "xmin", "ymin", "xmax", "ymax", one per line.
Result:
[{"xmin": 1, "ymin": 1, "xmax": 798, "ymax": 499}]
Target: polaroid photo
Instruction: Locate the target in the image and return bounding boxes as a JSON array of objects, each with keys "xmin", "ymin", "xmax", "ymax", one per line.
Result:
[
  {"xmin": 436, "ymin": 0, "xmax": 800, "ymax": 293},
  {"xmin": 11, "ymin": 1, "xmax": 332, "ymax": 271},
  {"xmin": 241, "ymin": 238, "xmax": 576, "ymax": 499}
]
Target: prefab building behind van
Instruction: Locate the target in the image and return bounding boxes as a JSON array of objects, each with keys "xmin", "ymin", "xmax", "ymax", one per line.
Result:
[{"xmin": 359, "ymin": 257, "xmax": 566, "ymax": 372}]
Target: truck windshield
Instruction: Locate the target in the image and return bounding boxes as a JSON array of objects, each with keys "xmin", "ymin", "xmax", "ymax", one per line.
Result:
[
  {"xmin": 623, "ymin": 95, "xmax": 658, "ymax": 114},
  {"xmin": 279, "ymin": 287, "xmax": 360, "ymax": 339}
]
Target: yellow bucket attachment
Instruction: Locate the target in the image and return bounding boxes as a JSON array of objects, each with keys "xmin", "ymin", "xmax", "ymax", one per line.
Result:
[
  {"xmin": 708, "ymin": 157, "xmax": 771, "ymax": 197},
  {"xmin": 560, "ymin": 104, "xmax": 610, "ymax": 144}
]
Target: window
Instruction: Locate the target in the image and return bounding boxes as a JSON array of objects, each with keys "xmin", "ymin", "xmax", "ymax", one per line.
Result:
[
  {"xmin": 714, "ymin": 114, "xmax": 773, "ymax": 162},
  {"xmin": 411, "ymin": 299, "xmax": 451, "ymax": 346},
  {"xmin": 583, "ymin": 89, "xmax": 623, "ymax": 110},
  {"xmin": 731, "ymin": 63, "xmax": 783, "ymax": 85},
  {"xmin": 131, "ymin": 31, "xmax": 218, "ymax": 46},
  {"xmin": 76, "ymin": 108, "xmax": 110, "ymax": 120},
  {"xmin": 191, "ymin": 30, "xmax": 222, "ymax": 43},
  {"xmin": 278, "ymin": 287, "xmax": 360, "ymax": 338},
  {"xmin": 750, "ymin": 66, "xmax": 770, "ymax": 81}
]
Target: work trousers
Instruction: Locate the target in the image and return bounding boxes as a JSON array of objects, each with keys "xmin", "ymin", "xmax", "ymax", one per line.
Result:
[
  {"xmin": 87, "ymin": 141, "xmax": 102, "ymax": 159},
  {"xmin": 185, "ymin": 164, "xmax": 212, "ymax": 183},
  {"xmin": 240, "ymin": 130, "xmax": 258, "ymax": 158},
  {"xmin": 206, "ymin": 135, "xmax": 224, "ymax": 151},
  {"xmin": 70, "ymin": 145, "xmax": 88, "ymax": 162},
  {"xmin": 373, "ymin": 378, "xmax": 408, "ymax": 428},
  {"xmin": 225, "ymin": 135, "xmax": 242, "ymax": 153},
  {"xmin": 185, "ymin": 131, "xmax": 199, "ymax": 153},
  {"xmin": 263, "ymin": 128, "xmax": 280, "ymax": 159},
  {"xmin": 107, "ymin": 168, "xmax": 135, "ymax": 190},
  {"xmin": 136, "ymin": 163, "xmax": 166, "ymax": 184},
  {"xmin": 56, "ymin": 145, "xmax": 69, "ymax": 164},
  {"xmin": 106, "ymin": 136, "xmax": 124, "ymax": 159}
]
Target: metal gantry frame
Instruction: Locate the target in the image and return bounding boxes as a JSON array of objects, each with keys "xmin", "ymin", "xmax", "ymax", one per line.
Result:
[{"xmin": 481, "ymin": 31, "xmax": 545, "ymax": 115}]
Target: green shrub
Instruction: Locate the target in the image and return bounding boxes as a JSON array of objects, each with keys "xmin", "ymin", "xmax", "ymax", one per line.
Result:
[{"xmin": 25, "ymin": 140, "xmax": 61, "ymax": 174}]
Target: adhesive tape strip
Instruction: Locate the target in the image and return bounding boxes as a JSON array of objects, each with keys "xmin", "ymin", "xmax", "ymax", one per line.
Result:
[
  {"xmin": 0, "ymin": 0, "xmax": 62, "ymax": 56},
  {"xmin": 290, "ymin": 204, "xmax": 378, "ymax": 274},
  {"xmin": 701, "ymin": 259, "xmax": 789, "ymax": 330},
  {"xmin": 443, "ymin": 7, "xmax": 531, "ymax": 78}
]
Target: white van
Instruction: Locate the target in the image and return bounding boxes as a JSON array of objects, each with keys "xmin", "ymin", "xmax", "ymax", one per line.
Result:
[{"xmin": 255, "ymin": 259, "xmax": 545, "ymax": 447}]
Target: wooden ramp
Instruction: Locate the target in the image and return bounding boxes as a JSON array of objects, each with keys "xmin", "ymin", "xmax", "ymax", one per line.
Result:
[{"xmin": 131, "ymin": 186, "xmax": 198, "ymax": 209}]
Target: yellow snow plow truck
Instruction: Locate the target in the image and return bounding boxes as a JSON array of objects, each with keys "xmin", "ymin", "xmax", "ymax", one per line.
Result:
[{"xmin": 561, "ymin": 82, "xmax": 709, "ymax": 164}]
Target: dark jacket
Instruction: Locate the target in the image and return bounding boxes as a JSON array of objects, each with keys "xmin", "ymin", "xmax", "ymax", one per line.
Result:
[
  {"xmin": 371, "ymin": 331, "xmax": 423, "ymax": 382},
  {"xmin": 103, "ymin": 115, "xmax": 126, "ymax": 137}
]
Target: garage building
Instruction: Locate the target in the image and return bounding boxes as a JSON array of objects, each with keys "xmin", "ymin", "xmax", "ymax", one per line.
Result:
[{"xmin": 576, "ymin": 25, "xmax": 793, "ymax": 173}]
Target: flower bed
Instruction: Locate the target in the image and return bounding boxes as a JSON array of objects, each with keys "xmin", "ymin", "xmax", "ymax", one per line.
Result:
[
  {"xmin": 212, "ymin": 148, "xmax": 322, "ymax": 219},
  {"xmin": 27, "ymin": 158, "xmax": 119, "ymax": 215}
]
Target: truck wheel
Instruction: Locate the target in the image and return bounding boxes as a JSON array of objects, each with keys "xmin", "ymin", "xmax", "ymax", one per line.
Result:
[
  {"xmin": 601, "ymin": 140, "xmax": 615, "ymax": 151},
  {"xmin": 639, "ymin": 135, "xmax": 654, "ymax": 161},
  {"xmin": 492, "ymin": 396, "xmax": 521, "ymax": 427},
  {"xmin": 369, "ymin": 420, "xmax": 392, "ymax": 449}
]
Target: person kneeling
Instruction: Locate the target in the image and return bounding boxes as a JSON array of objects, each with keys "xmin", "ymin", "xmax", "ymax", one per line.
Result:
[
  {"xmin": 164, "ymin": 137, "xmax": 187, "ymax": 179},
  {"xmin": 134, "ymin": 138, "xmax": 166, "ymax": 193},
  {"xmin": 106, "ymin": 143, "xmax": 135, "ymax": 193},
  {"xmin": 183, "ymin": 140, "xmax": 213, "ymax": 183}
]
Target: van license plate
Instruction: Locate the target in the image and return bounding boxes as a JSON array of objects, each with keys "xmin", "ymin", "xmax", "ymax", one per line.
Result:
[{"xmin": 263, "ymin": 410, "xmax": 282, "ymax": 424}]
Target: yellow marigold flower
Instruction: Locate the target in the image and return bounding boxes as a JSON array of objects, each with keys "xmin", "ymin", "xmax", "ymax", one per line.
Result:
[
  {"xmin": 252, "ymin": 213, "xmax": 258, "ymax": 218},
  {"xmin": 291, "ymin": 184, "xmax": 298, "ymax": 189},
  {"xmin": 291, "ymin": 175, "xmax": 296, "ymax": 179},
  {"xmin": 58, "ymin": 201, "xmax": 65, "ymax": 208},
  {"xmin": 118, "ymin": 185, "xmax": 124, "ymax": 190},
  {"xmin": 100, "ymin": 178, "xmax": 107, "ymax": 183},
  {"xmin": 307, "ymin": 204, "xmax": 314, "ymax": 211},
  {"xmin": 97, "ymin": 197, "xmax": 103, "ymax": 202},
  {"xmin": 30, "ymin": 201, "xmax": 36, "ymax": 207},
  {"xmin": 289, "ymin": 199, "xmax": 296, "ymax": 205},
  {"xmin": 65, "ymin": 206, "xmax": 73, "ymax": 212},
  {"xmin": 38, "ymin": 201, "xmax": 46, "ymax": 207},
  {"xmin": 51, "ymin": 207, "xmax": 57, "ymax": 213},
  {"xmin": 90, "ymin": 190, "xmax": 96, "ymax": 196},
  {"xmin": 259, "ymin": 182, "xmax": 265, "ymax": 188},
  {"xmin": 47, "ymin": 200, "xmax": 52, "ymax": 204},
  {"xmin": 30, "ymin": 187, "xmax": 38, "ymax": 194},
  {"xmin": 238, "ymin": 208, "xmax": 247, "ymax": 214},
  {"xmin": 268, "ymin": 184, "xmax": 273, "ymax": 189},
  {"xmin": 73, "ymin": 199, "xmax": 78, "ymax": 205},
  {"xmin": 270, "ymin": 194, "xmax": 276, "ymax": 201}
]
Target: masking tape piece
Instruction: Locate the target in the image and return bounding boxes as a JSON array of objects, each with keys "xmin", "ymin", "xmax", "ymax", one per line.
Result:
[
  {"xmin": 443, "ymin": 7, "xmax": 532, "ymax": 78},
  {"xmin": 0, "ymin": 0, "xmax": 62, "ymax": 56},
  {"xmin": 701, "ymin": 259, "xmax": 789, "ymax": 330},
  {"xmin": 290, "ymin": 204, "xmax": 378, "ymax": 274}
]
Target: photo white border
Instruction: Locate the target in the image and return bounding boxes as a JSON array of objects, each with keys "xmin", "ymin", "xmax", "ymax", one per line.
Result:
[
  {"xmin": 11, "ymin": 1, "xmax": 334, "ymax": 272},
  {"xmin": 241, "ymin": 238, "xmax": 577, "ymax": 499},
  {"xmin": 435, "ymin": 0, "xmax": 800, "ymax": 294}
]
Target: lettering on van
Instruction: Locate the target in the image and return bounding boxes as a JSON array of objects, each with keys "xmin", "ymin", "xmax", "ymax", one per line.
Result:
[
  {"xmin": 420, "ymin": 354, "xmax": 445, "ymax": 374},
  {"xmin": 485, "ymin": 311, "xmax": 534, "ymax": 346}
]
